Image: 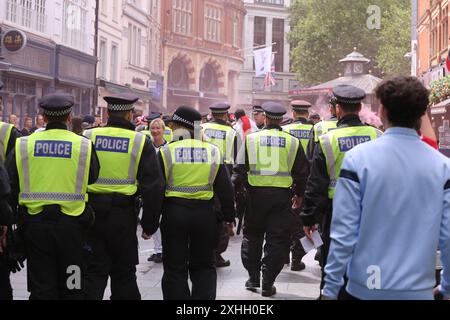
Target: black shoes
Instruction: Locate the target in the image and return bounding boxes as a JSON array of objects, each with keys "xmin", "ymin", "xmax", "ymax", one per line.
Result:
[
  {"xmin": 261, "ymin": 283, "xmax": 277, "ymax": 297},
  {"xmin": 215, "ymin": 254, "xmax": 231, "ymax": 268},
  {"xmin": 147, "ymin": 253, "xmax": 163, "ymax": 263},
  {"xmin": 245, "ymin": 276, "xmax": 261, "ymax": 291},
  {"xmin": 315, "ymin": 248, "xmax": 322, "ymax": 267},
  {"xmin": 291, "ymin": 261, "xmax": 306, "ymax": 272}
]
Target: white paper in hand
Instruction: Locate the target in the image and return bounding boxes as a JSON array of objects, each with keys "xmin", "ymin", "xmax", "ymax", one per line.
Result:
[
  {"xmin": 311, "ymin": 231, "xmax": 323, "ymax": 248},
  {"xmin": 300, "ymin": 231, "xmax": 324, "ymax": 253},
  {"xmin": 300, "ymin": 237, "xmax": 315, "ymax": 253}
]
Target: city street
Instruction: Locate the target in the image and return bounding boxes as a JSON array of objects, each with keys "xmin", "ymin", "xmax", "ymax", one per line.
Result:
[{"xmin": 11, "ymin": 228, "xmax": 322, "ymax": 300}]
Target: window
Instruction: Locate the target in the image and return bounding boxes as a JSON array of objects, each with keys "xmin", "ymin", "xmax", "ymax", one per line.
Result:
[
  {"xmin": 101, "ymin": 0, "xmax": 107, "ymax": 15},
  {"xmin": 272, "ymin": 18, "xmax": 285, "ymax": 72},
  {"xmin": 172, "ymin": 0, "xmax": 192, "ymax": 36},
  {"xmin": 148, "ymin": 29, "xmax": 153, "ymax": 69},
  {"xmin": 149, "ymin": 0, "xmax": 153, "ymax": 15},
  {"xmin": 128, "ymin": 24, "xmax": 141, "ymax": 66},
  {"xmin": 62, "ymin": 0, "xmax": 88, "ymax": 51},
  {"xmin": 205, "ymin": 5, "xmax": 222, "ymax": 42},
  {"xmin": 112, "ymin": 0, "xmax": 118, "ymax": 21},
  {"xmin": 254, "ymin": 17, "xmax": 266, "ymax": 47},
  {"xmin": 99, "ymin": 40, "xmax": 107, "ymax": 79},
  {"xmin": 110, "ymin": 44, "xmax": 118, "ymax": 82},
  {"xmin": 442, "ymin": 7, "xmax": 448, "ymax": 51},
  {"xmin": 232, "ymin": 14, "xmax": 241, "ymax": 48},
  {"xmin": 431, "ymin": 16, "xmax": 438, "ymax": 56},
  {"xmin": 6, "ymin": 0, "xmax": 47, "ymax": 33},
  {"xmin": 255, "ymin": 0, "xmax": 284, "ymax": 5},
  {"xmin": 200, "ymin": 64, "xmax": 218, "ymax": 93},
  {"xmin": 168, "ymin": 59, "xmax": 189, "ymax": 90}
]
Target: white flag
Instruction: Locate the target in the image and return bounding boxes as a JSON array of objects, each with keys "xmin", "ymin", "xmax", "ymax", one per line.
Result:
[{"xmin": 254, "ymin": 46, "xmax": 272, "ymax": 77}]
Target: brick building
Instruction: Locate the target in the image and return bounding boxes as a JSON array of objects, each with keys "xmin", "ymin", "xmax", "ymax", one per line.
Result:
[
  {"xmin": 161, "ymin": 0, "xmax": 246, "ymax": 113},
  {"xmin": 416, "ymin": 0, "xmax": 449, "ymax": 87},
  {"xmin": 416, "ymin": 0, "xmax": 450, "ymax": 154}
]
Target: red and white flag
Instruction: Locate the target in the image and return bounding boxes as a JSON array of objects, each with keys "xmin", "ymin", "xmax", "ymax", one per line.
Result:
[
  {"xmin": 254, "ymin": 46, "xmax": 272, "ymax": 77},
  {"xmin": 264, "ymin": 53, "xmax": 276, "ymax": 88}
]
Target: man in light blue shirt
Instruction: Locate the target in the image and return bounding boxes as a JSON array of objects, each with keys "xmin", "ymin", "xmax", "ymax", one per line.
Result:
[{"xmin": 323, "ymin": 76, "xmax": 450, "ymax": 300}]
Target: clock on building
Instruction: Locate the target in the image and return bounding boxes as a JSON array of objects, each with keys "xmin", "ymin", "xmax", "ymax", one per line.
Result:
[{"xmin": 354, "ymin": 63, "xmax": 363, "ymax": 74}]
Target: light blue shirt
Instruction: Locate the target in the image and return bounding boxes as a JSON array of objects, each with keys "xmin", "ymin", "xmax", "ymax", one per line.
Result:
[{"xmin": 323, "ymin": 127, "xmax": 450, "ymax": 300}]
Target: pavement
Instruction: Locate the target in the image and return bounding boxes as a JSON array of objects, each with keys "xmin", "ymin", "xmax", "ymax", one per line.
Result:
[{"xmin": 11, "ymin": 228, "xmax": 321, "ymax": 300}]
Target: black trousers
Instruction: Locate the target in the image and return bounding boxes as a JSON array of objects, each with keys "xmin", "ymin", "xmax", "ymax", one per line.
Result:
[
  {"xmin": 241, "ymin": 188, "xmax": 294, "ymax": 284},
  {"xmin": 161, "ymin": 200, "xmax": 218, "ymax": 300},
  {"xmin": 83, "ymin": 204, "xmax": 140, "ymax": 300},
  {"xmin": 290, "ymin": 211, "xmax": 307, "ymax": 263},
  {"xmin": 24, "ymin": 214, "xmax": 85, "ymax": 300},
  {"xmin": 320, "ymin": 205, "xmax": 333, "ymax": 290},
  {"xmin": 0, "ymin": 258, "xmax": 12, "ymax": 300}
]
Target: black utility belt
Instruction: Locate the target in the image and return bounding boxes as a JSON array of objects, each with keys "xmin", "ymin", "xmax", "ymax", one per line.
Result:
[
  {"xmin": 26, "ymin": 206, "xmax": 80, "ymax": 223},
  {"xmin": 89, "ymin": 193, "xmax": 135, "ymax": 207}
]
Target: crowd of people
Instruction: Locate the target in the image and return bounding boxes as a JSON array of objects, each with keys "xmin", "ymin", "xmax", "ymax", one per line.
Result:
[{"xmin": 0, "ymin": 75, "xmax": 449, "ymax": 301}]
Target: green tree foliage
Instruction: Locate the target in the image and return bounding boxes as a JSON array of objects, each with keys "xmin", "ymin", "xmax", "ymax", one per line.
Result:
[
  {"xmin": 289, "ymin": 0, "xmax": 411, "ymax": 85},
  {"xmin": 376, "ymin": 3, "xmax": 412, "ymax": 77}
]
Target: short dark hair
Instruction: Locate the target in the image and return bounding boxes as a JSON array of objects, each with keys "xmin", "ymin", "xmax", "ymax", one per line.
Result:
[
  {"xmin": 108, "ymin": 110, "xmax": 131, "ymax": 119},
  {"xmin": 337, "ymin": 102, "xmax": 362, "ymax": 114},
  {"xmin": 46, "ymin": 113, "xmax": 71, "ymax": 123},
  {"xmin": 375, "ymin": 76, "xmax": 429, "ymax": 128},
  {"xmin": 235, "ymin": 109, "xmax": 246, "ymax": 120}
]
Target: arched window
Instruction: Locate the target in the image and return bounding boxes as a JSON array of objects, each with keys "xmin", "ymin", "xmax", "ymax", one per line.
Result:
[
  {"xmin": 200, "ymin": 64, "xmax": 218, "ymax": 93},
  {"xmin": 168, "ymin": 59, "xmax": 189, "ymax": 90}
]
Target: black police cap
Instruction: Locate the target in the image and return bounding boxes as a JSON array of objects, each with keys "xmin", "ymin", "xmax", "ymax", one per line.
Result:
[
  {"xmin": 83, "ymin": 115, "xmax": 95, "ymax": 124},
  {"xmin": 209, "ymin": 102, "xmax": 230, "ymax": 114},
  {"xmin": 262, "ymin": 102, "xmax": 286, "ymax": 120},
  {"xmin": 146, "ymin": 112, "xmax": 162, "ymax": 122},
  {"xmin": 104, "ymin": 93, "xmax": 139, "ymax": 112},
  {"xmin": 172, "ymin": 106, "xmax": 201, "ymax": 129},
  {"xmin": 253, "ymin": 105, "xmax": 264, "ymax": 113},
  {"xmin": 38, "ymin": 93, "xmax": 74, "ymax": 117},
  {"xmin": 291, "ymin": 100, "xmax": 312, "ymax": 112},
  {"xmin": 332, "ymin": 85, "xmax": 366, "ymax": 105}
]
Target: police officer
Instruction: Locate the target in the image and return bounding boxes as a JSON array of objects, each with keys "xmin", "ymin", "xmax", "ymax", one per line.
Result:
[
  {"xmin": 282, "ymin": 100, "xmax": 315, "ymax": 271},
  {"xmin": 232, "ymin": 102, "xmax": 309, "ymax": 297},
  {"xmin": 159, "ymin": 106, "xmax": 235, "ymax": 300},
  {"xmin": 202, "ymin": 102, "xmax": 238, "ymax": 268},
  {"xmin": 5, "ymin": 93, "xmax": 100, "ymax": 299},
  {"xmin": 0, "ymin": 160, "xmax": 13, "ymax": 301},
  {"xmin": 300, "ymin": 85, "xmax": 382, "ymax": 295},
  {"xmin": 304, "ymin": 97, "xmax": 339, "ymax": 264},
  {"xmin": 83, "ymin": 94, "xmax": 164, "ymax": 300},
  {"xmin": 202, "ymin": 102, "xmax": 238, "ymax": 170},
  {"xmin": 0, "ymin": 81, "xmax": 22, "ymax": 163},
  {"xmin": 283, "ymin": 100, "xmax": 314, "ymax": 157},
  {"xmin": 252, "ymin": 105, "xmax": 266, "ymax": 130},
  {"xmin": 0, "ymin": 80, "xmax": 22, "ymax": 300},
  {"xmin": 201, "ymin": 111, "xmax": 210, "ymax": 124},
  {"xmin": 306, "ymin": 98, "xmax": 339, "ymax": 161}
]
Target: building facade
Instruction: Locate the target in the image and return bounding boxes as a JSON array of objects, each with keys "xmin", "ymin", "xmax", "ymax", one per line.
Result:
[
  {"xmin": 96, "ymin": 0, "xmax": 163, "ymax": 119},
  {"xmin": 0, "ymin": 0, "xmax": 97, "ymax": 124},
  {"xmin": 416, "ymin": 0, "xmax": 449, "ymax": 87},
  {"xmin": 161, "ymin": 0, "xmax": 246, "ymax": 113},
  {"xmin": 237, "ymin": 0, "xmax": 298, "ymax": 110}
]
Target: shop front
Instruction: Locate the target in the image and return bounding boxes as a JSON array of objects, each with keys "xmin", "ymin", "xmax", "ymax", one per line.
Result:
[
  {"xmin": 55, "ymin": 45, "xmax": 97, "ymax": 117},
  {"xmin": 0, "ymin": 30, "xmax": 97, "ymax": 126},
  {"xmin": 0, "ymin": 34, "xmax": 55, "ymax": 125}
]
